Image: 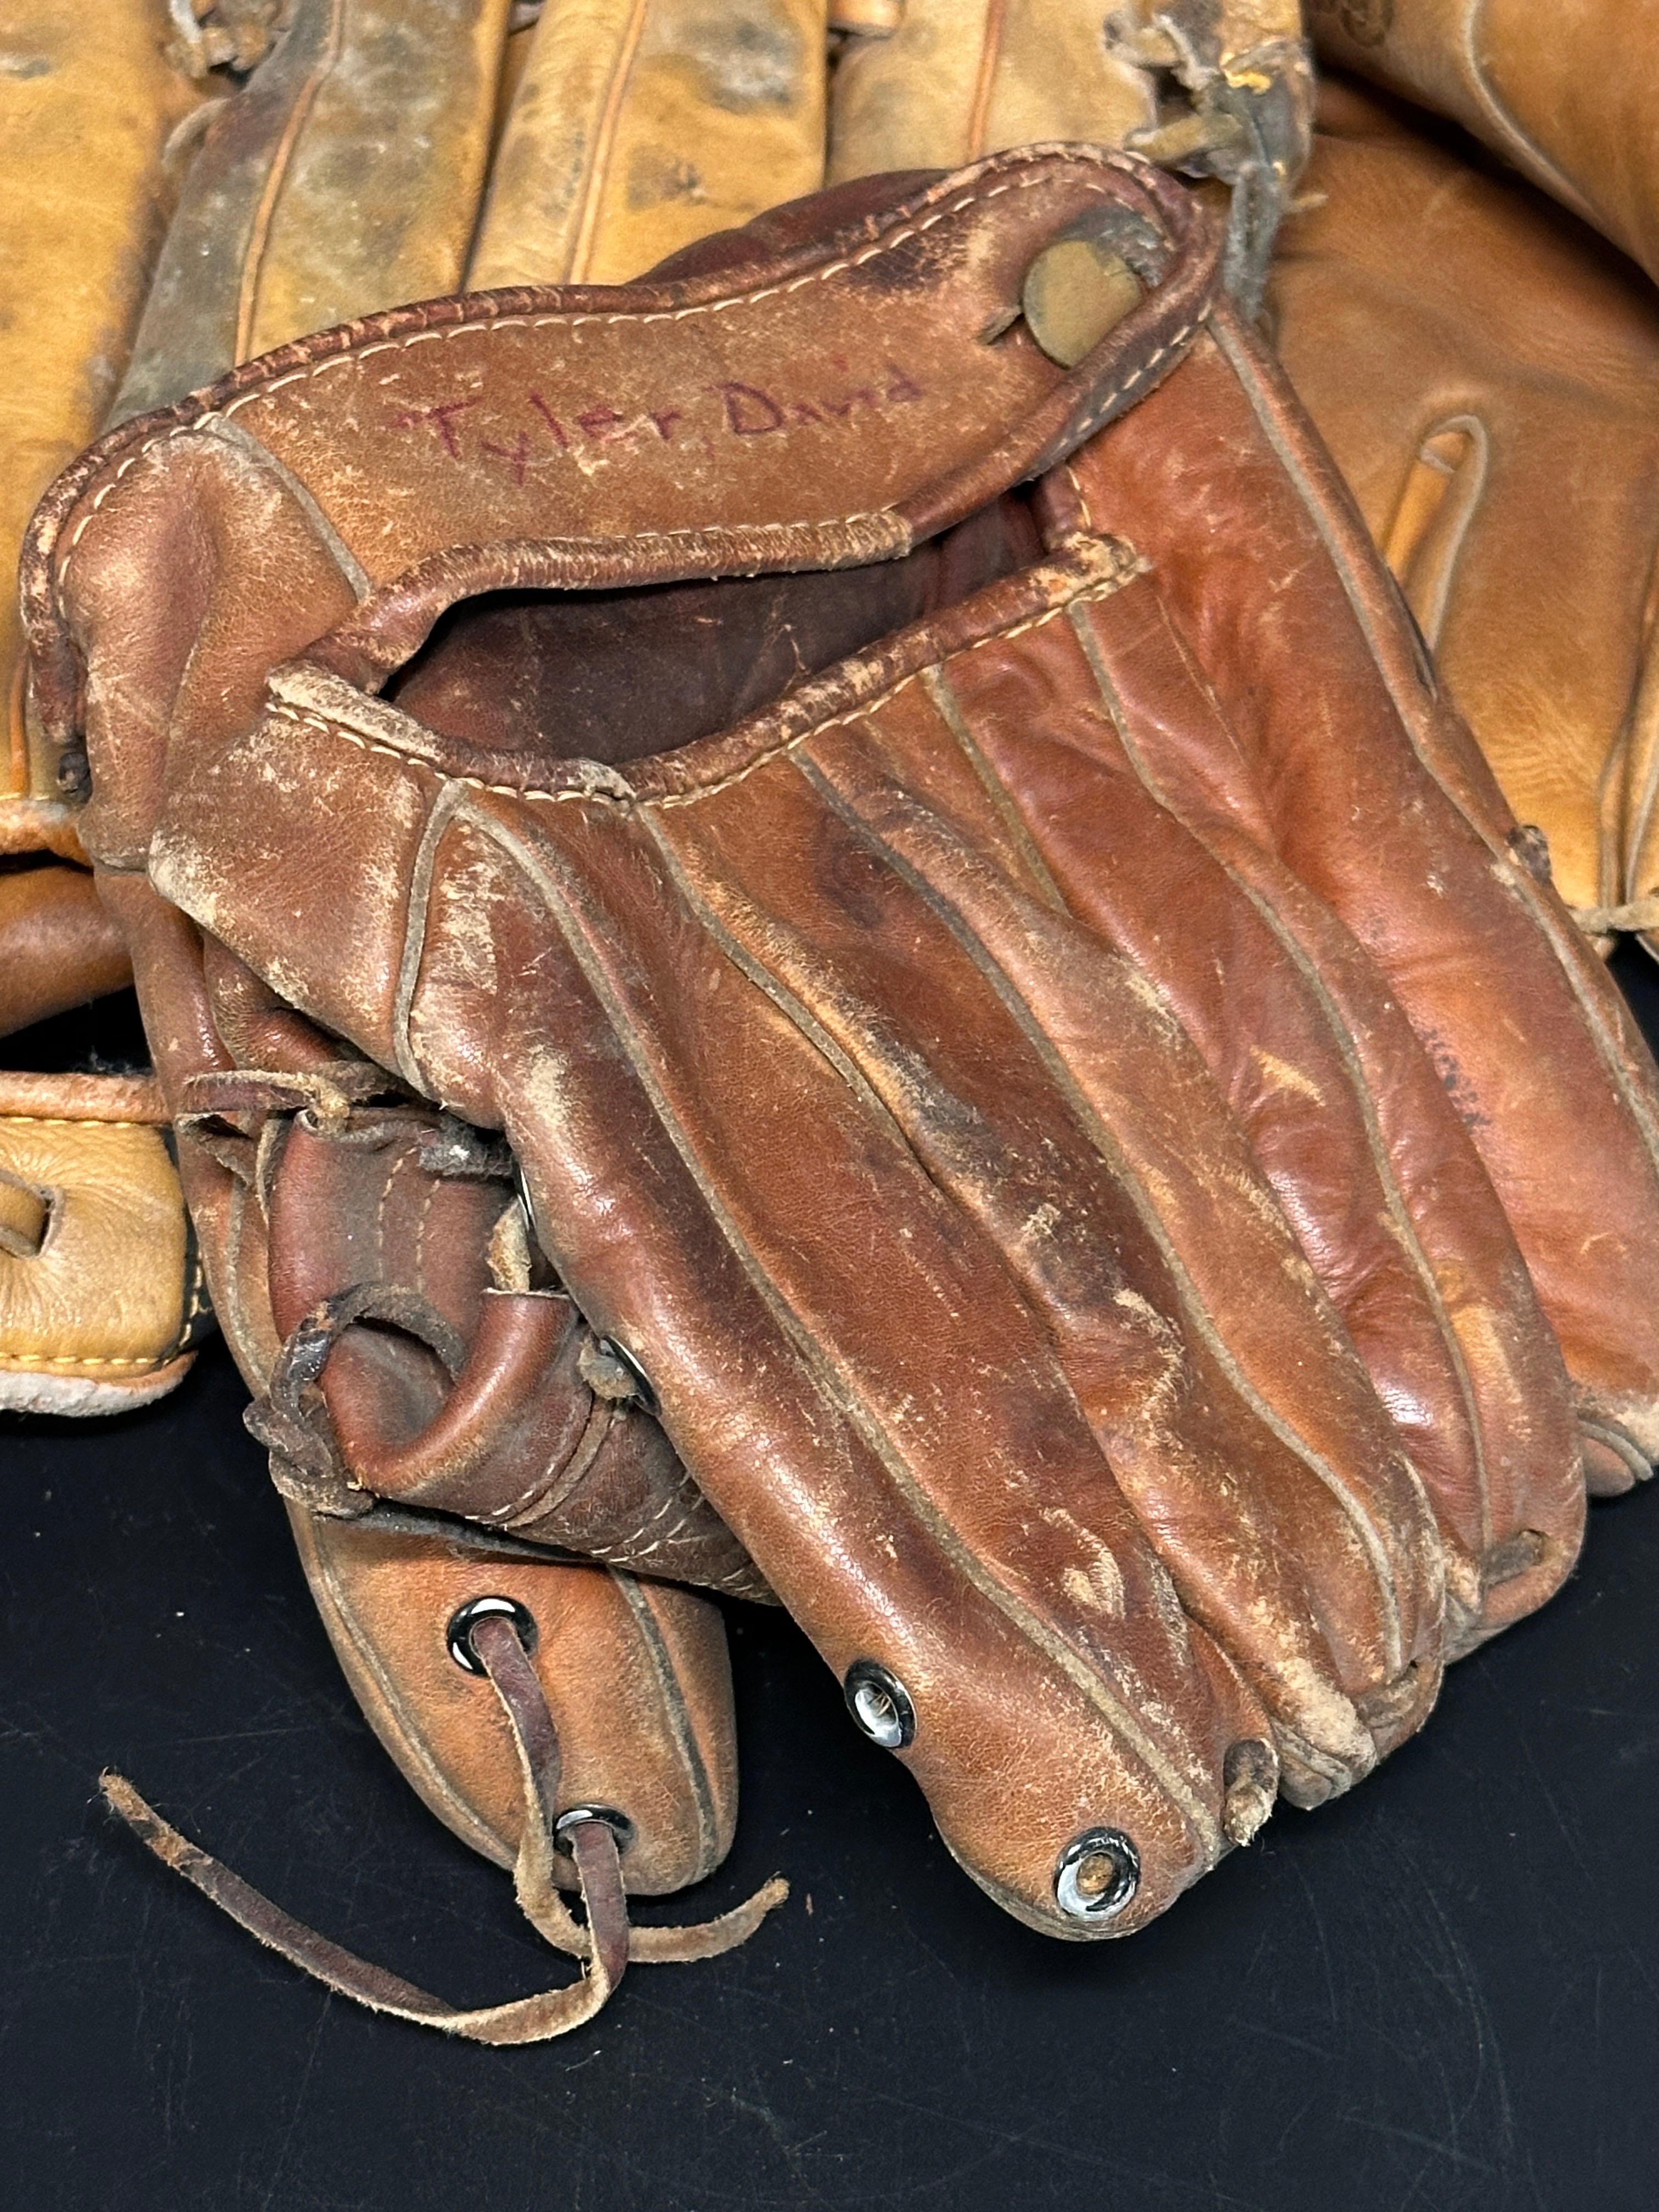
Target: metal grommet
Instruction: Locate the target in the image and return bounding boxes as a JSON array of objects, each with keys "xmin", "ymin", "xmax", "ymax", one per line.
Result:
[
  {"xmin": 843, "ymin": 1660, "xmax": 916, "ymax": 1751},
  {"xmin": 1054, "ymin": 1827, "xmax": 1140, "ymax": 1923},
  {"xmin": 554, "ymin": 1804, "xmax": 635, "ymax": 1853},
  {"xmin": 592, "ymin": 1336, "xmax": 659, "ymax": 1416},
  {"xmin": 445, "ymin": 1594, "xmax": 538, "ymax": 1675}
]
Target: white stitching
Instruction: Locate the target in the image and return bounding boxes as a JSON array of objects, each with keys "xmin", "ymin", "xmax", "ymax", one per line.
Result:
[
  {"xmin": 59, "ymin": 151, "xmax": 1179, "ymax": 565},
  {"xmin": 262, "ymin": 556, "xmax": 1144, "ymax": 816}
]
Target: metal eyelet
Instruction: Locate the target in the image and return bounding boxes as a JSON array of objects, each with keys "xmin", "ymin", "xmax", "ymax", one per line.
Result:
[
  {"xmin": 593, "ymin": 1336, "xmax": 659, "ymax": 1416},
  {"xmin": 445, "ymin": 1594, "xmax": 538, "ymax": 1675},
  {"xmin": 554, "ymin": 1804, "xmax": 635, "ymax": 1853},
  {"xmin": 1054, "ymin": 1827, "xmax": 1140, "ymax": 1923},
  {"xmin": 843, "ymin": 1660, "xmax": 916, "ymax": 1751}
]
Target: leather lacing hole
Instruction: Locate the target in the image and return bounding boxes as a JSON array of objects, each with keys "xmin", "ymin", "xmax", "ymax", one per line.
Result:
[
  {"xmin": 554, "ymin": 1805, "xmax": 635, "ymax": 1855},
  {"xmin": 447, "ymin": 1594, "xmax": 539, "ymax": 1675}
]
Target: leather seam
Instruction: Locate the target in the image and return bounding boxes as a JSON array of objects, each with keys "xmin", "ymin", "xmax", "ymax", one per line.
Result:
[
  {"xmin": 262, "ymin": 556, "xmax": 1146, "ymax": 813},
  {"xmin": 58, "ymin": 153, "xmax": 1168, "ymax": 566}
]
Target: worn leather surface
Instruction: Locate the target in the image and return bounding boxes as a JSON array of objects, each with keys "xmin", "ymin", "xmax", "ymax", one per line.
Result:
[
  {"xmin": 826, "ymin": 0, "xmax": 1163, "ymax": 176},
  {"xmin": 90, "ymin": 862, "xmax": 743, "ymax": 1900},
  {"xmin": 65, "ymin": 0, "xmax": 749, "ymax": 1910},
  {"xmin": 1310, "ymin": 0, "xmax": 1659, "ymax": 290},
  {"xmin": 1268, "ymin": 77, "xmax": 1659, "ymax": 956},
  {"xmin": 0, "ymin": 1, "xmax": 201, "ymax": 816},
  {"xmin": 828, "ymin": 0, "xmax": 1307, "ymax": 175},
  {"xmin": 0, "ymin": 1071, "xmax": 204, "ymax": 1415},
  {"xmin": 0, "ymin": 2, "xmax": 203, "ymax": 1407},
  {"xmin": 471, "ymin": 0, "xmax": 828, "ymax": 288},
  {"xmin": 113, "ymin": 0, "xmax": 514, "ymax": 422},
  {"xmin": 30, "ymin": 150, "xmax": 1659, "ymax": 1946},
  {"xmin": 1066, "ymin": 303, "xmax": 1659, "ymax": 1491},
  {"xmin": 826, "ymin": 0, "xmax": 1312, "ymax": 307}
]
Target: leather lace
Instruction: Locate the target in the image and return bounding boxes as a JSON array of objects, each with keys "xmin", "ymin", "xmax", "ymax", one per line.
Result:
[{"xmin": 100, "ymin": 1612, "xmax": 787, "ymax": 2044}]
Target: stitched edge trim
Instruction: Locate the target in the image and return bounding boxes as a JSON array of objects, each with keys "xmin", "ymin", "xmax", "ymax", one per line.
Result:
[
  {"xmin": 59, "ymin": 155, "xmax": 1175, "ymax": 566},
  {"xmin": 261, "ymin": 549, "xmax": 1148, "ymax": 816}
]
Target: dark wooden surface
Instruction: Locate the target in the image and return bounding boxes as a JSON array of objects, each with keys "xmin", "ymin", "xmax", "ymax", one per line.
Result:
[{"xmin": 5, "ymin": 959, "xmax": 1658, "ymax": 2212}]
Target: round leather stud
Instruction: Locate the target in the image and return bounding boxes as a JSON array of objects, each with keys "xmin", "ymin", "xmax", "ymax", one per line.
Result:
[{"xmin": 1023, "ymin": 238, "xmax": 1144, "ymax": 369}]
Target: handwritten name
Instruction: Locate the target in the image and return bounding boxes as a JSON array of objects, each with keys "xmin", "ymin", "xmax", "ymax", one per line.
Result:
[{"xmin": 387, "ymin": 362, "xmax": 926, "ymax": 482}]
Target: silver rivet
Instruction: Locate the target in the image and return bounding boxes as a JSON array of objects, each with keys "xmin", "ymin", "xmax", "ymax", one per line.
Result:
[
  {"xmin": 843, "ymin": 1660, "xmax": 915, "ymax": 1750},
  {"xmin": 554, "ymin": 1804, "xmax": 635, "ymax": 1853},
  {"xmin": 1054, "ymin": 1827, "xmax": 1140, "ymax": 1922},
  {"xmin": 445, "ymin": 1594, "xmax": 538, "ymax": 1675}
]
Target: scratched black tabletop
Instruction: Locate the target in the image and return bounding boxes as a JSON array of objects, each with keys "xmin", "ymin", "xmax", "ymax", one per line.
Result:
[{"xmin": 5, "ymin": 962, "xmax": 1658, "ymax": 2212}]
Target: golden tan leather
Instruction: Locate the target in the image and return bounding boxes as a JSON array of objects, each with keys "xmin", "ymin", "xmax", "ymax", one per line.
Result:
[
  {"xmin": 1310, "ymin": 0, "xmax": 1659, "ymax": 289},
  {"xmin": 825, "ymin": 0, "xmax": 1311, "ymax": 308},
  {"xmin": 470, "ymin": 0, "xmax": 828, "ymax": 287},
  {"xmin": 0, "ymin": 7, "xmax": 201, "ymax": 1407},
  {"xmin": 1268, "ymin": 78, "xmax": 1659, "ymax": 943},
  {"xmin": 826, "ymin": 0, "xmax": 1159, "ymax": 176},
  {"xmin": 115, "ymin": 0, "xmax": 514, "ymax": 420},
  {"xmin": 0, "ymin": 1072, "xmax": 204, "ymax": 1415},
  {"xmin": 828, "ymin": 0, "xmax": 1306, "ymax": 174},
  {"xmin": 1, "ymin": 2, "xmax": 201, "ymax": 823}
]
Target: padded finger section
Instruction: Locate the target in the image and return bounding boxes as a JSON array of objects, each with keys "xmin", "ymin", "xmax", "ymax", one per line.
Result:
[
  {"xmin": 827, "ymin": 0, "xmax": 1158, "ymax": 180},
  {"xmin": 1069, "ymin": 313, "xmax": 1659, "ymax": 1470},
  {"xmin": 650, "ymin": 710, "xmax": 1436, "ymax": 1768},
  {"xmin": 0, "ymin": 1071, "xmax": 205, "ymax": 1415},
  {"xmin": 432, "ymin": 813, "xmax": 1266, "ymax": 1925},
  {"xmin": 468, "ymin": 0, "xmax": 827, "ymax": 291},
  {"xmin": 291, "ymin": 1517, "xmax": 738, "ymax": 1897},
  {"xmin": 946, "ymin": 573, "xmax": 1583, "ymax": 1645},
  {"xmin": 113, "ymin": 0, "xmax": 515, "ymax": 420}
]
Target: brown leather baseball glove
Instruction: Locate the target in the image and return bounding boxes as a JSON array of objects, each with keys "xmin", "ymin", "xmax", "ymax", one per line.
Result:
[{"xmin": 25, "ymin": 145, "xmax": 1659, "ymax": 2035}]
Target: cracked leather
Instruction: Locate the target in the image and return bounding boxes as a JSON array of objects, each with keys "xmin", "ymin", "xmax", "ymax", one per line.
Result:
[{"xmin": 26, "ymin": 148, "xmax": 1659, "ymax": 1939}]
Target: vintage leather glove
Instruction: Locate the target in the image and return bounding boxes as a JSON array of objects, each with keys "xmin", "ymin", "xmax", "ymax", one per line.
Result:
[
  {"xmin": 827, "ymin": 0, "xmax": 1314, "ymax": 308},
  {"xmin": 1268, "ymin": 75, "xmax": 1659, "ymax": 956},
  {"xmin": 1308, "ymin": 0, "xmax": 1659, "ymax": 293},
  {"xmin": 0, "ymin": 2, "xmax": 211, "ymax": 1410},
  {"xmin": 27, "ymin": 150, "xmax": 1659, "ymax": 2034},
  {"xmin": 22, "ymin": 0, "xmax": 822, "ymax": 2033}
]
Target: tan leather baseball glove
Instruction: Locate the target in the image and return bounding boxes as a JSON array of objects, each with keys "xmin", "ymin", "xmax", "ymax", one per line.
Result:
[
  {"xmin": 1308, "ymin": 0, "xmax": 1659, "ymax": 292},
  {"xmin": 0, "ymin": 3, "xmax": 212, "ymax": 1411},
  {"xmin": 26, "ymin": 146, "xmax": 1659, "ymax": 2035},
  {"xmin": 1267, "ymin": 75, "xmax": 1659, "ymax": 958}
]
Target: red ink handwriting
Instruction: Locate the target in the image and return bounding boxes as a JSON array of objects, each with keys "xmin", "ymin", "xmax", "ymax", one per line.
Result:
[{"xmin": 385, "ymin": 363, "xmax": 926, "ymax": 478}]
